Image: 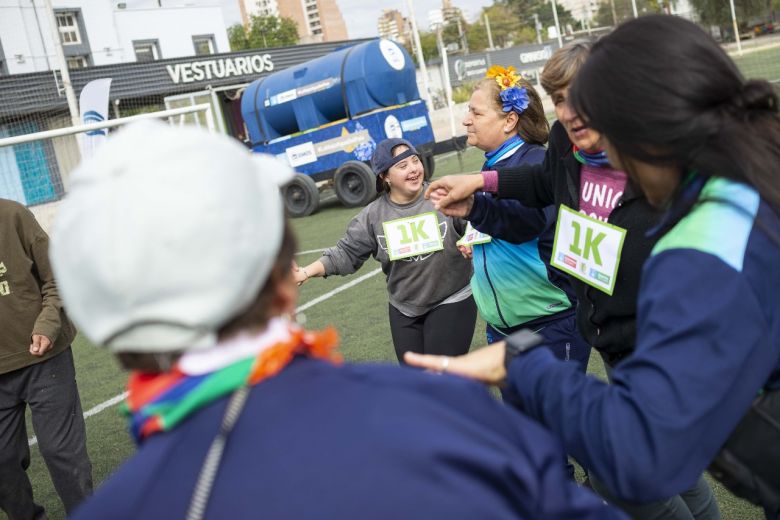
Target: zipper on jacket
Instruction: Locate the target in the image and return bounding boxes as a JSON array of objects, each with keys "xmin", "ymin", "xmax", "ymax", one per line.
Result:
[{"xmin": 482, "ymin": 246, "xmax": 510, "ymax": 329}]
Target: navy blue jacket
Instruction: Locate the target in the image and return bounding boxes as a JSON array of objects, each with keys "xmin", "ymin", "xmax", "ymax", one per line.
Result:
[
  {"xmin": 505, "ymin": 175, "xmax": 780, "ymax": 502},
  {"xmin": 74, "ymin": 358, "xmax": 624, "ymax": 519}
]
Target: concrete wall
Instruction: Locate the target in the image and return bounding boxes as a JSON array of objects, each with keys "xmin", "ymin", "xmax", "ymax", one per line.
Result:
[{"xmin": 113, "ymin": 6, "xmax": 230, "ymax": 61}]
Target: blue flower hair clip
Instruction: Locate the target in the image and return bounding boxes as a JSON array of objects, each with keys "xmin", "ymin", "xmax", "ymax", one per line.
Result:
[
  {"xmin": 500, "ymin": 87, "xmax": 530, "ymax": 115},
  {"xmin": 485, "ymin": 66, "xmax": 530, "ymax": 115}
]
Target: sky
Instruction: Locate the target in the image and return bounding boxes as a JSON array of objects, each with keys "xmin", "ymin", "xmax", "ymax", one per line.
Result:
[{"xmin": 219, "ymin": 0, "xmax": 495, "ymax": 38}]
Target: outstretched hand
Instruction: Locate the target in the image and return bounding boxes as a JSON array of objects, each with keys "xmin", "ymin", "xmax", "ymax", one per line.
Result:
[
  {"xmin": 429, "ymin": 188, "xmax": 475, "ymax": 218},
  {"xmin": 292, "ymin": 261, "xmax": 309, "ymax": 287},
  {"xmin": 425, "ymin": 174, "xmax": 484, "ymax": 216},
  {"xmin": 403, "ymin": 342, "xmax": 508, "ymax": 386}
]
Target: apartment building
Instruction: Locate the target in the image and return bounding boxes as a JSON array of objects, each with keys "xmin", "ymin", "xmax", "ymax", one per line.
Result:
[
  {"xmin": 377, "ymin": 9, "xmax": 410, "ymax": 45},
  {"xmin": 239, "ymin": 0, "xmax": 348, "ymax": 43}
]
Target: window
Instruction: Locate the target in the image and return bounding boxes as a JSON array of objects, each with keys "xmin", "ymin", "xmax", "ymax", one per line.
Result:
[
  {"xmin": 306, "ymin": 4, "xmax": 317, "ymax": 11},
  {"xmin": 133, "ymin": 40, "xmax": 160, "ymax": 62},
  {"xmin": 192, "ymin": 35, "xmax": 215, "ymax": 56},
  {"xmin": 56, "ymin": 13, "xmax": 81, "ymax": 45},
  {"xmin": 66, "ymin": 56, "xmax": 88, "ymax": 69},
  {"xmin": 312, "ymin": 28, "xmax": 322, "ymax": 35}
]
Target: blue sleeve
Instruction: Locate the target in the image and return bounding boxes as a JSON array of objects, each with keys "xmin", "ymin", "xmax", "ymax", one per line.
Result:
[
  {"xmin": 391, "ymin": 371, "xmax": 627, "ymax": 519},
  {"xmin": 468, "ymin": 144, "xmax": 551, "ymax": 243},
  {"xmin": 505, "ymin": 250, "xmax": 777, "ymax": 501},
  {"xmin": 468, "ymin": 193, "xmax": 548, "ymax": 244}
]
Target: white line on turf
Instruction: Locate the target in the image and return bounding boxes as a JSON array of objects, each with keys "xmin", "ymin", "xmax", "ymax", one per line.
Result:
[
  {"xmin": 28, "ymin": 391, "xmax": 129, "ymax": 447},
  {"xmin": 295, "ymin": 248, "xmax": 326, "ymax": 256},
  {"xmin": 295, "ymin": 268, "xmax": 382, "ymax": 312},
  {"xmin": 27, "ymin": 268, "xmax": 383, "ymax": 447}
]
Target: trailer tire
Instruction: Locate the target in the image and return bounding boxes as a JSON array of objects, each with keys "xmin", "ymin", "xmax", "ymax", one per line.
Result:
[
  {"xmin": 422, "ymin": 152, "xmax": 435, "ymax": 181},
  {"xmin": 283, "ymin": 174, "xmax": 320, "ymax": 218},
  {"xmin": 334, "ymin": 161, "xmax": 376, "ymax": 208}
]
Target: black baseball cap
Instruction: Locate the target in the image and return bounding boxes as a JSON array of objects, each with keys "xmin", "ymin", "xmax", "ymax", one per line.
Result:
[{"xmin": 370, "ymin": 138, "xmax": 420, "ymax": 176}]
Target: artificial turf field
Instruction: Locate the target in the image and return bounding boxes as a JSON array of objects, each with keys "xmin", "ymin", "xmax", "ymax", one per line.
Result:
[{"xmin": 14, "ymin": 147, "xmax": 763, "ymax": 519}]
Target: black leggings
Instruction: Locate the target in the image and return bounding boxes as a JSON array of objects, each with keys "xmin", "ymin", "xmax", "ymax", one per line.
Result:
[{"xmin": 388, "ymin": 296, "xmax": 478, "ymax": 363}]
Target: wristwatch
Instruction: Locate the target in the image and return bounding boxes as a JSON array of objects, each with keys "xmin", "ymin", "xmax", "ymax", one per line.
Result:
[{"xmin": 504, "ymin": 329, "xmax": 545, "ymax": 373}]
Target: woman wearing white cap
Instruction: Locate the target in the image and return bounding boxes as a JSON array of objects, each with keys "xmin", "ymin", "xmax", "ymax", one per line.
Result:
[
  {"xmin": 294, "ymin": 138, "xmax": 477, "ymax": 362},
  {"xmin": 51, "ymin": 121, "xmax": 624, "ymax": 520}
]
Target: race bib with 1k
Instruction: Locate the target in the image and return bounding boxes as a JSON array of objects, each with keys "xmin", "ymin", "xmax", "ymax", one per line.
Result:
[
  {"xmin": 551, "ymin": 205, "xmax": 627, "ymax": 295},
  {"xmin": 382, "ymin": 212, "xmax": 444, "ymax": 261},
  {"xmin": 456, "ymin": 222, "xmax": 492, "ymax": 247}
]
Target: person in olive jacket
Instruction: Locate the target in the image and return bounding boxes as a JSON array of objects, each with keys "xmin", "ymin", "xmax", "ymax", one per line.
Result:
[{"xmin": 0, "ymin": 199, "xmax": 92, "ymax": 519}]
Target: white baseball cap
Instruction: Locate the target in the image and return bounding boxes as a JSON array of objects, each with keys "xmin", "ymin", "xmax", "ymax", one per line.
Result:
[{"xmin": 50, "ymin": 120, "xmax": 294, "ymax": 352}]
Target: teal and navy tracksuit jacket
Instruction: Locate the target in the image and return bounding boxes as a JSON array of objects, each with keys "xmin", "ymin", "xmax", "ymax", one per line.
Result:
[
  {"xmin": 505, "ymin": 174, "xmax": 780, "ymax": 503},
  {"xmin": 468, "ymin": 139, "xmax": 577, "ymax": 335}
]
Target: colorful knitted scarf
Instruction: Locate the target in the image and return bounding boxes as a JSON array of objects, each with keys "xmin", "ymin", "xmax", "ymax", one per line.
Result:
[
  {"xmin": 573, "ymin": 146, "xmax": 610, "ymax": 168},
  {"xmin": 123, "ymin": 326, "xmax": 341, "ymax": 444}
]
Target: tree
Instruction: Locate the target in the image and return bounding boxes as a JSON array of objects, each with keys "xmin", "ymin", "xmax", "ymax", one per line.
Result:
[
  {"xmin": 594, "ymin": 0, "xmax": 663, "ymax": 27},
  {"xmin": 228, "ymin": 24, "xmax": 249, "ymax": 51},
  {"xmin": 402, "ymin": 32, "xmax": 439, "ymax": 64},
  {"xmin": 689, "ymin": 0, "xmax": 770, "ymax": 27},
  {"xmin": 506, "ymin": 0, "xmax": 577, "ymax": 36},
  {"xmin": 451, "ymin": 3, "xmax": 541, "ymax": 52},
  {"xmin": 467, "ymin": 22, "xmax": 490, "ymax": 51},
  {"xmin": 473, "ymin": 3, "xmax": 536, "ymax": 48},
  {"xmin": 228, "ymin": 15, "xmax": 299, "ymax": 51}
]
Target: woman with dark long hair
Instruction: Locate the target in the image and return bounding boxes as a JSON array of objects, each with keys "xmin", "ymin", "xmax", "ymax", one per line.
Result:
[
  {"xmin": 407, "ymin": 15, "xmax": 780, "ymax": 518},
  {"xmin": 424, "ymin": 38, "xmax": 719, "ymax": 519}
]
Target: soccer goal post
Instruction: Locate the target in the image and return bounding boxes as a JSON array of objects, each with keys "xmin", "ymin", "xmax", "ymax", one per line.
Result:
[{"xmin": 0, "ymin": 103, "xmax": 214, "ymax": 233}]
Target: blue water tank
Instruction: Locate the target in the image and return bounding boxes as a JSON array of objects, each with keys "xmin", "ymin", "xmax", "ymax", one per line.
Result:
[{"xmin": 242, "ymin": 39, "xmax": 419, "ymax": 143}]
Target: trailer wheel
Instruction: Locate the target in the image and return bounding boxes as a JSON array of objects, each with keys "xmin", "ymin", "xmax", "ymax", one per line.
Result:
[
  {"xmin": 334, "ymin": 161, "xmax": 376, "ymax": 208},
  {"xmin": 423, "ymin": 152, "xmax": 435, "ymax": 181},
  {"xmin": 283, "ymin": 174, "xmax": 320, "ymax": 218}
]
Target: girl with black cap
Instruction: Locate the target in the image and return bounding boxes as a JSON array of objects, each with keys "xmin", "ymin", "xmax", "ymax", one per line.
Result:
[{"xmin": 294, "ymin": 138, "xmax": 477, "ymax": 362}]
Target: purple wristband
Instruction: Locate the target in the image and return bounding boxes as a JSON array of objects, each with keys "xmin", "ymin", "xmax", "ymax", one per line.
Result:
[{"xmin": 482, "ymin": 170, "xmax": 499, "ymax": 194}]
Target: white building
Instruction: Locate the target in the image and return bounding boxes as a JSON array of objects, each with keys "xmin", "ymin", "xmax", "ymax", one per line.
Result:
[
  {"xmin": 670, "ymin": 0, "xmax": 696, "ymax": 20},
  {"xmin": 251, "ymin": 0, "xmax": 278, "ymax": 17},
  {"xmin": 0, "ymin": 0, "xmax": 230, "ymax": 75},
  {"xmin": 557, "ymin": 0, "xmax": 600, "ymax": 25}
]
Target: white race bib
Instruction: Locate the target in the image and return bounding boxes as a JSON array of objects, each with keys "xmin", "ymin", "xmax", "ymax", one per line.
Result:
[
  {"xmin": 551, "ymin": 205, "xmax": 627, "ymax": 295},
  {"xmin": 382, "ymin": 212, "xmax": 444, "ymax": 261},
  {"xmin": 457, "ymin": 222, "xmax": 492, "ymax": 247}
]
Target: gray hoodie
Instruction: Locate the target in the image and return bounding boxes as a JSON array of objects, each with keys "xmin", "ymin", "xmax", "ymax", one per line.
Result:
[{"xmin": 319, "ymin": 188, "xmax": 472, "ymax": 316}]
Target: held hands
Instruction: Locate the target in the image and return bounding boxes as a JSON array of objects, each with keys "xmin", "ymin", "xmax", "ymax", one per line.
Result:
[
  {"xmin": 292, "ymin": 261, "xmax": 310, "ymax": 287},
  {"xmin": 458, "ymin": 245, "xmax": 473, "ymax": 260},
  {"xmin": 403, "ymin": 341, "xmax": 508, "ymax": 386},
  {"xmin": 424, "ymin": 174, "xmax": 484, "ymax": 217},
  {"xmin": 29, "ymin": 334, "xmax": 52, "ymax": 357}
]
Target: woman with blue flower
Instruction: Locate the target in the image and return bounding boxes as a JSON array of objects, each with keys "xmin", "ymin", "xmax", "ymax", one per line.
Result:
[{"xmin": 457, "ymin": 67, "xmax": 591, "ymax": 373}]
